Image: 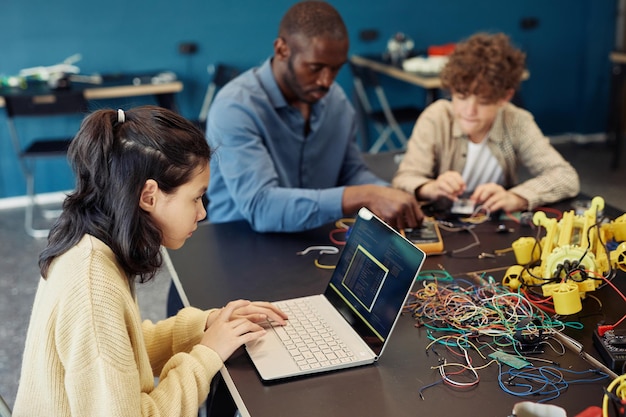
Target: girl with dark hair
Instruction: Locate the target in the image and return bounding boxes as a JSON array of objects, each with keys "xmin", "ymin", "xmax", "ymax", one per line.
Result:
[{"xmin": 14, "ymin": 106, "xmax": 287, "ymax": 416}]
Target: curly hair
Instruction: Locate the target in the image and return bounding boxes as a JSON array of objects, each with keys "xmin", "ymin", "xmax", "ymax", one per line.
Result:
[
  {"xmin": 39, "ymin": 106, "xmax": 211, "ymax": 283},
  {"xmin": 440, "ymin": 32, "xmax": 526, "ymax": 102}
]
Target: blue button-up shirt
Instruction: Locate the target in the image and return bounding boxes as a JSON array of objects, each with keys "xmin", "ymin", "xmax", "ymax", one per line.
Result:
[{"xmin": 206, "ymin": 58, "xmax": 386, "ymax": 232}]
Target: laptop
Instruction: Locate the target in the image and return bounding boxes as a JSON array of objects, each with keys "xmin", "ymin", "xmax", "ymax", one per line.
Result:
[{"xmin": 245, "ymin": 207, "xmax": 426, "ymax": 380}]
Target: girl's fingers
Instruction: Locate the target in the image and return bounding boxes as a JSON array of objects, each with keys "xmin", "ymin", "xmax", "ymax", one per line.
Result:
[
  {"xmin": 218, "ymin": 299, "xmax": 251, "ymax": 321},
  {"xmin": 235, "ymin": 302, "xmax": 289, "ymax": 323}
]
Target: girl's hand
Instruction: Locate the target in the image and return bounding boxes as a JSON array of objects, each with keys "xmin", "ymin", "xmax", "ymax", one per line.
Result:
[
  {"xmin": 205, "ymin": 300, "xmax": 288, "ymax": 329},
  {"xmin": 200, "ymin": 300, "xmax": 288, "ymax": 361}
]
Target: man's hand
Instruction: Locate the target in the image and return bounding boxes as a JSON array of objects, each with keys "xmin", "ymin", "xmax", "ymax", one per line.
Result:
[
  {"xmin": 471, "ymin": 183, "xmax": 528, "ymax": 213},
  {"xmin": 343, "ymin": 185, "xmax": 424, "ymax": 230},
  {"xmin": 417, "ymin": 171, "xmax": 466, "ymax": 201}
]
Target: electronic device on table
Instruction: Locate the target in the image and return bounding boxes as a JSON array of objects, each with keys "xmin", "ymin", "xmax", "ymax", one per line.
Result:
[
  {"xmin": 450, "ymin": 198, "xmax": 476, "ymax": 216},
  {"xmin": 421, "ymin": 197, "xmax": 476, "ymax": 221},
  {"xmin": 402, "ymin": 217, "xmax": 444, "ymax": 254},
  {"xmin": 592, "ymin": 328, "xmax": 626, "ymax": 373},
  {"xmin": 245, "ymin": 207, "xmax": 426, "ymax": 381}
]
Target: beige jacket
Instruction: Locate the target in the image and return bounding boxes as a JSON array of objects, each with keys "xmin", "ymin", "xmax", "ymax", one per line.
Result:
[{"xmin": 392, "ymin": 99, "xmax": 580, "ymax": 210}]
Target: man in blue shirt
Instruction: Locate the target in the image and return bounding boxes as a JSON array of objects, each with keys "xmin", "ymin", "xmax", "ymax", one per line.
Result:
[
  {"xmin": 168, "ymin": 0, "xmax": 423, "ymax": 331},
  {"xmin": 206, "ymin": 0, "xmax": 423, "ymax": 233}
]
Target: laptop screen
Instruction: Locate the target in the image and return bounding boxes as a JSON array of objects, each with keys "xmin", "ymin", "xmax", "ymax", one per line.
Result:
[{"xmin": 323, "ymin": 208, "xmax": 425, "ymax": 355}]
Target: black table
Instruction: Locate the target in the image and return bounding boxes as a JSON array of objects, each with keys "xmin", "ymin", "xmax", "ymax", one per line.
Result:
[
  {"xmin": 165, "ymin": 197, "xmax": 624, "ymax": 417},
  {"xmin": 0, "ymin": 71, "xmax": 183, "ymax": 111}
]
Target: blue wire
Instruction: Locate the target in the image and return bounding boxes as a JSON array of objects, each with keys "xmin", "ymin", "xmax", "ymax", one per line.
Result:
[{"xmin": 497, "ymin": 364, "xmax": 609, "ymax": 403}]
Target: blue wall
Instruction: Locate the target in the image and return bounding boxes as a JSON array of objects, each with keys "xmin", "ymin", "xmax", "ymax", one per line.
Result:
[{"xmin": 0, "ymin": 0, "xmax": 617, "ymax": 199}]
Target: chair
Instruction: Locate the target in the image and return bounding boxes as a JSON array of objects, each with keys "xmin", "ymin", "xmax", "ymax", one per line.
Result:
[
  {"xmin": 3, "ymin": 90, "xmax": 89, "ymax": 238},
  {"xmin": 194, "ymin": 63, "xmax": 241, "ymax": 131},
  {"xmin": 348, "ymin": 60, "xmax": 423, "ymax": 153}
]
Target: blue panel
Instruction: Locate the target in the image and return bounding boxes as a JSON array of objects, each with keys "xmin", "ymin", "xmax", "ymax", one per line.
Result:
[{"xmin": 0, "ymin": 0, "xmax": 617, "ymax": 198}]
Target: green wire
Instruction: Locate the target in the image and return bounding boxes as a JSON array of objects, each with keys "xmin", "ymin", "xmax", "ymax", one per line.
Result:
[{"xmin": 417, "ymin": 269, "xmax": 454, "ymax": 282}]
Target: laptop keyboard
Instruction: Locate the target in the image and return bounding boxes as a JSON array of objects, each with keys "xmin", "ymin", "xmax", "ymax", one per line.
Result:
[{"xmin": 272, "ymin": 299, "xmax": 357, "ymax": 371}]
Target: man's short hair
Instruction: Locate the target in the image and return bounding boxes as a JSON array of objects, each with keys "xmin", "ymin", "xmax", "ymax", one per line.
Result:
[
  {"xmin": 440, "ymin": 32, "xmax": 526, "ymax": 102},
  {"xmin": 278, "ymin": 1, "xmax": 348, "ymax": 41}
]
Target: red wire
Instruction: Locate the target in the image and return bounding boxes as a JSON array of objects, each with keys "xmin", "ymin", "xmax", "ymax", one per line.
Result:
[
  {"xmin": 503, "ymin": 211, "xmax": 521, "ymax": 223},
  {"xmin": 588, "ymin": 271, "xmax": 626, "ymax": 330},
  {"xmin": 329, "ymin": 228, "xmax": 347, "ymax": 245},
  {"xmin": 534, "ymin": 206, "xmax": 563, "ymax": 220},
  {"xmin": 521, "ymin": 288, "xmax": 556, "ymax": 314}
]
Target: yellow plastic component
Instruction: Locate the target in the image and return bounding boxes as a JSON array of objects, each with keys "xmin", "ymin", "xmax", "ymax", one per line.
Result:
[
  {"xmin": 503, "ymin": 265, "xmax": 524, "ymax": 290},
  {"xmin": 541, "ymin": 279, "xmax": 597, "ymax": 297},
  {"xmin": 551, "ymin": 283, "xmax": 582, "ymax": 315},
  {"xmin": 508, "ymin": 196, "xmax": 626, "ymax": 313},
  {"xmin": 611, "ymin": 241, "xmax": 626, "ymax": 272},
  {"xmin": 512, "ymin": 237, "xmax": 540, "ymax": 265},
  {"xmin": 609, "ymin": 214, "xmax": 626, "ymax": 242},
  {"xmin": 544, "ymin": 245, "xmax": 596, "ymax": 280}
]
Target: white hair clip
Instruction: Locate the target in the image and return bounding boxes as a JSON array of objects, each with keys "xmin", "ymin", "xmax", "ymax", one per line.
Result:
[{"xmin": 117, "ymin": 108, "xmax": 125, "ymax": 123}]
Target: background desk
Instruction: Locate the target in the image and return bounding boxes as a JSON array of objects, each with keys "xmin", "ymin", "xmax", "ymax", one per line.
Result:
[
  {"xmin": 0, "ymin": 73, "xmax": 183, "ymax": 111},
  {"xmin": 350, "ymin": 54, "xmax": 530, "ymax": 113},
  {"xmin": 350, "ymin": 54, "xmax": 442, "ymax": 103},
  {"xmin": 166, "ymin": 198, "xmax": 623, "ymax": 417},
  {"xmin": 0, "ymin": 72, "xmax": 184, "ymax": 200}
]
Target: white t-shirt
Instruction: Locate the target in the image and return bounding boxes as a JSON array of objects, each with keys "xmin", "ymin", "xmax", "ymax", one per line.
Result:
[{"xmin": 461, "ymin": 139, "xmax": 503, "ymax": 192}]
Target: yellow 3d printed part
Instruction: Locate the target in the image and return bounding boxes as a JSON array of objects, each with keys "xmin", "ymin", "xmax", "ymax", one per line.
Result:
[
  {"xmin": 511, "ymin": 237, "xmax": 540, "ymax": 265},
  {"xmin": 503, "ymin": 265, "xmax": 524, "ymax": 290},
  {"xmin": 504, "ymin": 196, "xmax": 626, "ymax": 315},
  {"xmin": 551, "ymin": 283, "xmax": 582, "ymax": 315}
]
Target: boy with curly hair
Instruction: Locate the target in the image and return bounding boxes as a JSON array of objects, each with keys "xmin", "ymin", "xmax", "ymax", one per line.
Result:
[{"xmin": 393, "ymin": 32, "xmax": 579, "ymax": 213}]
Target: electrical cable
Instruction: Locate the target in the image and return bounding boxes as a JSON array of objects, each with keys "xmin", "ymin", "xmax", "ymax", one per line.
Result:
[
  {"xmin": 404, "ymin": 276, "xmax": 607, "ymax": 402},
  {"xmin": 296, "ymin": 245, "xmax": 339, "ymax": 270},
  {"xmin": 533, "ymin": 206, "xmax": 563, "ymax": 221},
  {"xmin": 459, "ymin": 205, "xmax": 491, "ymax": 224},
  {"xmin": 329, "ymin": 228, "xmax": 348, "ymax": 246},
  {"xmin": 498, "ymin": 364, "xmax": 608, "ymax": 403},
  {"xmin": 449, "ymin": 226, "xmax": 481, "ymax": 256},
  {"xmin": 602, "ymin": 373, "xmax": 626, "ymax": 417}
]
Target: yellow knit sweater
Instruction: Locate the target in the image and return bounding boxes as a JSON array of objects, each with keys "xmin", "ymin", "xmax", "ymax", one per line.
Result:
[{"xmin": 13, "ymin": 235, "xmax": 223, "ymax": 416}]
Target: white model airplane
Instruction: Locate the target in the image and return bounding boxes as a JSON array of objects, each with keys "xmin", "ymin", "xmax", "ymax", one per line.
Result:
[
  {"xmin": 19, "ymin": 53, "xmax": 82, "ymax": 80},
  {"xmin": 17, "ymin": 54, "xmax": 102, "ymax": 87}
]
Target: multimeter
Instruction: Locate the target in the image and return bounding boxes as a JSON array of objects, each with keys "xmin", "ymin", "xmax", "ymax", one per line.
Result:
[{"xmin": 401, "ymin": 217, "xmax": 444, "ymax": 254}]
